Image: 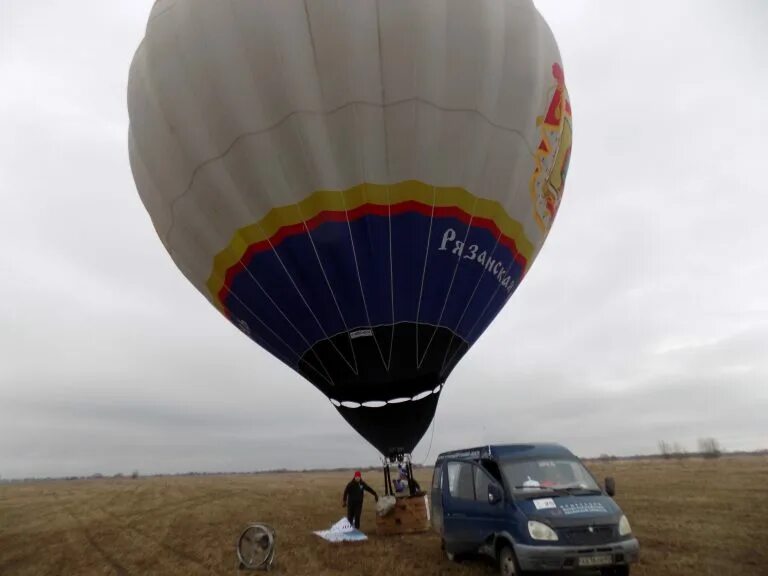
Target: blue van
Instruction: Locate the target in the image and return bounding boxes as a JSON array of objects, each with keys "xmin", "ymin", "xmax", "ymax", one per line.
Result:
[{"xmin": 431, "ymin": 444, "xmax": 639, "ymax": 575}]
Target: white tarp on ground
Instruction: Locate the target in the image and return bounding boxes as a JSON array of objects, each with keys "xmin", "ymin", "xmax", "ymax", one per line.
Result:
[{"xmin": 314, "ymin": 517, "xmax": 368, "ymax": 542}]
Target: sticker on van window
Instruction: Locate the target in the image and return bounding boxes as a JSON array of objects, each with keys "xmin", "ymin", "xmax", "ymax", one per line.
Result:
[{"xmin": 533, "ymin": 498, "xmax": 557, "ymax": 510}]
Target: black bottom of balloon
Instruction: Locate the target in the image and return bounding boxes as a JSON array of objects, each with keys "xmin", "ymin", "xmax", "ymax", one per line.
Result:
[
  {"xmin": 297, "ymin": 323, "xmax": 468, "ymax": 454},
  {"xmin": 335, "ymin": 392, "xmax": 441, "ymax": 458}
]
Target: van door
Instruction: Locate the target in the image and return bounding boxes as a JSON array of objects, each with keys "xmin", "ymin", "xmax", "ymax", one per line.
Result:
[
  {"xmin": 430, "ymin": 461, "xmax": 444, "ymax": 534},
  {"xmin": 466, "ymin": 463, "xmax": 508, "ymax": 546},
  {"xmin": 443, "ymin": 460, "xmax": 478, "ymax": 552}
]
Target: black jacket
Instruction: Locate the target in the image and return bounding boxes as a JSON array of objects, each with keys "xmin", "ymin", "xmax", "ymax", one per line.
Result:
[{"xmin": 343, "ymin": 479, "xmax": 377, "ymax": 506}]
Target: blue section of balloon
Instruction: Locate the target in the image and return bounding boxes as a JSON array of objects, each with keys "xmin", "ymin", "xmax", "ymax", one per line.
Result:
[{"xmin": 223, "ymin": 211, "xmax": 524, "ymax": 366}]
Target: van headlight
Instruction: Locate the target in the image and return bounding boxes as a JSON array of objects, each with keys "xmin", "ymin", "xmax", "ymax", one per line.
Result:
[
  {"xmin": 618, "ymin": 515, "xmax": 632, "ymax": 536},
  {"xmin": 528, "ymin": 521, "xmax": 558, "ymax": 541}
]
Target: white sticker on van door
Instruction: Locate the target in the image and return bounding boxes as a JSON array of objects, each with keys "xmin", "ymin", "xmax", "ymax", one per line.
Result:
[{"xmin": 533, "ymin": 498, "xmax": 557, "ymax": 510}]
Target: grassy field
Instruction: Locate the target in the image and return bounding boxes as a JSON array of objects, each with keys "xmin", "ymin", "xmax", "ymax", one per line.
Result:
[{"xmin": 0, "ymin": 456, "xmax": 766, "ymax": 575}]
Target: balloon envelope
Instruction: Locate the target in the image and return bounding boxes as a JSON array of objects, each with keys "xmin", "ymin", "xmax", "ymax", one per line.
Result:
[{"xmin": 128, "ymin": 0, "xmax": 572, "ymax": 455}]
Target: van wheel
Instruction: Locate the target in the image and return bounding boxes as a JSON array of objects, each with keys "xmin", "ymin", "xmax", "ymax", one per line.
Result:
[{"xmin": 498, "ymin": 544, "xmax": 521, "ymax": 576}]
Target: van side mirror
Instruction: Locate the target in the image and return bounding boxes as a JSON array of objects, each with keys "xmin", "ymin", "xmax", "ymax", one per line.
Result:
[
  {"xmin": 488, "ymin": 483, "xmax": 503, "ymax": 505},
  {"xmin": 605, "ymin": 476, "xmax": 616, "ymax": 497}
]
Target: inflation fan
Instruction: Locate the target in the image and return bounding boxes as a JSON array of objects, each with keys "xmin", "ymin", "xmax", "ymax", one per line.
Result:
[{"xmin": 236, "ymin": 523, "xmax": 276, "ymax": 571}]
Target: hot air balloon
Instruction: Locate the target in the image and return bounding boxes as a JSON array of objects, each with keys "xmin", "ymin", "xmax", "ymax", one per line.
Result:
[{"xmin": 128, "ymin": 0, "xmax": 572, "ymax": 458}]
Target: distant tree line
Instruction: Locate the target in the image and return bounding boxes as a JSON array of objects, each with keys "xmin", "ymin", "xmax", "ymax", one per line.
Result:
[
  {"xmin": 13, "ymin": 450, "xmax": 768, "ymax": 483},
  {"xmin": 657, "ymin": 440, "xmax": 688, "ymax": 460},
  {"xmin": 657, "ymin": 438, "xmax": 724, "ymax": 459},
  {"xmin": 590, "ymin": 438, "xmax": 758, "ymax": 463}
]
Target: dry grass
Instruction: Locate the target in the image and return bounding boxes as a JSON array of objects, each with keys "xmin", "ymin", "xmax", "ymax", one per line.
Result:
[{"xmin": 0, "ymin": 456, "xmax": 766, "ymax": 575}]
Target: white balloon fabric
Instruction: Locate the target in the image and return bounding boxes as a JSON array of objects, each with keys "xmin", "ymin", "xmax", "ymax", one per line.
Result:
[
  {"xmin": 128, "ymin": 0, "xmax": 572, "ymax": 455},
  {"xmin": 376, "ymin": 495, "xmax": 397, "ymax": 517},
  {"xmin": 314, "ymin": 517, "xmax": 368, "ymax": 542}
]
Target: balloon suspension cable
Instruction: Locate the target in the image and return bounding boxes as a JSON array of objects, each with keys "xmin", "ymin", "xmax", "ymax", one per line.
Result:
[
  {"xmin": 381, "ymin": 457, "xmax": 393, "ymax": 497},
  {"xmin": 406, "ymin": 458, "xmax": 417, "ymax": 496},
  {"xmin": 383, "ymin": 448, "xmax": 421, "ymax": 497},
  {"xmin": 420, "ymin": 411, "xmax": 438, "ymax": 466}
]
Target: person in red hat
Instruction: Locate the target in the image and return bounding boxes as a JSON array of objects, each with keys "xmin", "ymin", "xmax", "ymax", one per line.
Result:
[{"xmin": 342, "ymin": 470, "xmax": 378, "ymax": 529}]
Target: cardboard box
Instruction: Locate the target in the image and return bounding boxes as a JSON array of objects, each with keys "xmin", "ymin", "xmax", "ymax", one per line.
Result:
[{"xmin": 375, "ymin": 494, "xmax": 431, "ymax": 535}]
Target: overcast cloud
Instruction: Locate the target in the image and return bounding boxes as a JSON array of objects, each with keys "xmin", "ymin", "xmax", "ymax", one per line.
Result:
[{"xmin": 1, "ymin": 1, "xmax": 766, "ymax": 479}]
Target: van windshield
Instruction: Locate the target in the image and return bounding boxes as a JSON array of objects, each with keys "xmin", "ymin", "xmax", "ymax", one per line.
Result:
[{"xmin": 500, "ymin": 458, "xmax": 601, "ymax": 494}]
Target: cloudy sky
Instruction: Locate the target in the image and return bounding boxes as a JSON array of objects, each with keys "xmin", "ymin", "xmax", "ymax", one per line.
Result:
[{"xmin": 1, "ymin": 1, "xmax": 766, "ymax": 479}]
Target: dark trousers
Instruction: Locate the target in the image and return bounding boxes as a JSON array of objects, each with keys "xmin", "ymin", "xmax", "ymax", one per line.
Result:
[{"xmin": 346, "ymin": 500, "xmax": 363, "ymax": 529}]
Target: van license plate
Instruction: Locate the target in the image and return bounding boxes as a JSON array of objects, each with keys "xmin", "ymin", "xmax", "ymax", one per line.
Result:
[{"xmin": 578, "ymin": 555, "xmax": 612, "ymax": 567}]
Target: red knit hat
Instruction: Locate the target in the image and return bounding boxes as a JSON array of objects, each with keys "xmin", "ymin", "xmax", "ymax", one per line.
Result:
[{"xmin": 354, "ymin": 471, "xmax": 361, "ymax": 478}]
